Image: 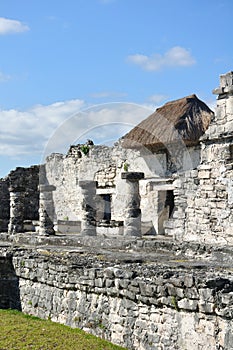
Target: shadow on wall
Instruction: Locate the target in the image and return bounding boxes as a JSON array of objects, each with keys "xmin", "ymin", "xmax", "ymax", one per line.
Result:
[{"xmin": 0, "ymin": 256, "xmax": 21, "ymax": 311}]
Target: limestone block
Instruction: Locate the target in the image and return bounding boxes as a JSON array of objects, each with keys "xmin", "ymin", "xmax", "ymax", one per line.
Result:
[
  {"xmin": 177, "ymin": 298, "xmax": 198, "ymax": 311},
  {"xmin": 195, "ymin": 198, "xmax": 207, "ymax": 207},
  {"xmin": 220, "ymin": 209, "xmax": 231, "ymax": 219},
  {"xmin": 198, "ymin": 170, "xmax": 210, "ymax": 179},
  {"xmin": 175, "ymin": 288, "xmax": 184, "ymax": 299},
  {"xmin": 172, "ymin": 210, "xmax": 185, "ymax": 219},
  {"xmin": 202, "ymin": 185, "xmax": 214, "ymax": 191},
  {"xmin": 221, "ymin": 292, "xmax": 233, "ymax": 305},
  {"xmin": 198, "ymin": 164, "xmax": 212, "ymax": 170},
  {"xmin": 225, "ymin": 226, "xmax": 233, "ymax": 236},
  {"xmin": 185, "ymin": 287, "xmax": 198, "ymax": 299},
  {"xmin": 199, "ymin": 288, "xmax": 214, "ymax": 302},
  {"xmin": 183, "ymin": 275, "xmax": 194, "ymax": 288},
  {"xmin": 198, "ymin": 302, "xmax": 215, "ymax": 314}
]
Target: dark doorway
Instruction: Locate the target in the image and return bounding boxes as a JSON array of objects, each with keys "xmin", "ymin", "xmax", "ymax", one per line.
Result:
[
  {"xmin": 102, "ymin": 194, "xmax": 111, "ymax": 222},
  {"xmin": 165, "ymin": 190, "xmax": 175, "ymax": 217}
]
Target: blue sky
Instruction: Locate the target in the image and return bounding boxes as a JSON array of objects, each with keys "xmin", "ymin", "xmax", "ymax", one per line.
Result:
[{"xmin": 0, "ymin": 0, "xmax": 232, "ymax": 177}]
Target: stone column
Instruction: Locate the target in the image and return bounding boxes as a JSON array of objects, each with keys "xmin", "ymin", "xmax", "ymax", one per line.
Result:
[
  {"xmin": 79, "ymin": 180, "xmax": 97, "ymax": 236},
  {"xmin": 121, "ymin": 172, "xmax": 144, "ymax": 237},
  {"xmin": 38, "ymin": 184, "xmax": 56, "ymax": 235},
  {"xmin": 8, "ymin": 186, "xmax": 25, "ymax": 235}
]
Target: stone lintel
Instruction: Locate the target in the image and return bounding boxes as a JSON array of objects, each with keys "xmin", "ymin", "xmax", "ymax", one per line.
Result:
[
  {"xmin": 121, "ymin": 172, "xmax": 144, "ymax": 181},
  {"xmin": 39, "ymin": 185, "xmax": 56, "ymax": 192},
  {"xmin": 213, "ymin": 87, "xmax": 233, "ymax": 98},
  {"xmin": 96, "ymin": 188, "xmax": 116, "ymax": 195}
]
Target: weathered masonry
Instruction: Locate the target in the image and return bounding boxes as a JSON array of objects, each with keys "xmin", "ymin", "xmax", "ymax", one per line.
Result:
[
  {"xmin": 0, "ymin": 71, "xmax": 233, "ymax": 350},
  {"xmin": 0, "ymin": 166, "xmax": 39, "ymax": 234},
  {"xmin": 0, "ymin": 71, "xmax": 232, "ymax": 242},
  {"xmin": 1, "ymin": 240, "xmax": 233, "ymax": 350}
]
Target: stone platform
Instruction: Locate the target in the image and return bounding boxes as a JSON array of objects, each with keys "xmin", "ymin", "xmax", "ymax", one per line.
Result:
[{"xmin": 1, "ymin": 234, "xmax": 233, "ymax": 349}]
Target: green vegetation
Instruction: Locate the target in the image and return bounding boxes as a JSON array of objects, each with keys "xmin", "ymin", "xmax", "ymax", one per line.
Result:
[
  {"xmin": 123, "ymin": 163, "xmax": 129, "ymax": 172},
  {"xmin": 80, "ymin": 144, "xmax": 90, "ymax": 156},
  {"xmin": 0, "ymin": 309, "xmax": 127, "ymax": 350},
  {"xmin": 171, "ymin": 296, "xmax": 180, "ymax": 312}
]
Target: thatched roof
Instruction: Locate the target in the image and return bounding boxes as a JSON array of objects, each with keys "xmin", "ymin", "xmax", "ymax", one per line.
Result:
[{"xmin": 122, "ymin": 94, "xmax": 213, "ymax": 150}]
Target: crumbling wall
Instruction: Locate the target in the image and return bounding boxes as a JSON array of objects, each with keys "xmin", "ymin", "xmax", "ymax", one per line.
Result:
[
  {"xmin": 44, "ymin": 144, "xmax": 167, "ymax": 224},
  {"xmin": 184, "ymin": 73, "xmax": 233, "ymax": 243},
  {"xmin": 43, "ymin": 136, "xmax": 202, "ymax": 233},
  {"xmin": 0, "ymin": 178, "xmax": 10, "ymax": 232},
  {"xmin": 8, "ymin": 166, "xmax": 39, "ymax": 221},
  {"xmin": 24, "ymin": 166, "xmax": 40, "ymax": 220},
  {"xmin": 166, "ymin": 72, "xmax": 233, "ymax": 243},
  {"xmin": 183, "ymin": 142, "xmax": 233, "ymax": 244},
  {"xmin": 9, "ymin": 248, "xmax": 233, "ymax": 350},
  {"xmin": 0, "ymin": 166, "xmax": 39, "ymax": 233}
]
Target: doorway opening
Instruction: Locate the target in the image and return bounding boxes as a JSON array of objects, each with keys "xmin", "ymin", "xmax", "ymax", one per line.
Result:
[{"xmin": 165, "ymin": 190, "xmax": 175, "ymax": 218}]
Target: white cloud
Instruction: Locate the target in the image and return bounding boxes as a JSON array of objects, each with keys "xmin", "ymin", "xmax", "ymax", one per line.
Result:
[
  {"xmin": 0, "ymin": 72, "xmax": 11, "ymax": 82},
  {"xmin": 0, "ymin": 99, "xmax": 85, "ymax": 157},
  {"xmin": 0, "ymin": 99, "xmax": 156, "ymax": 162},
  {"xmin": 41, "ymin": 103, "xmax": 155, "ymax": 160},
  {"xmin": 127, "ymin": 46, "xmax": 196, "ymax": 71},
  {"xmin": 0, "ymin": 17, "xmax": 29, "ymax": 35}
]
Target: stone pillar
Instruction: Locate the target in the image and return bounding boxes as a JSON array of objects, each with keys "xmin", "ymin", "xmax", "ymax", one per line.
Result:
[
  {"xmin": 121, "ymin": 172, "xmax": 144, "ymax": 237},
  {"xmin": 8, "ymin": 186, "xmax": 25, "ymax": 235},
  {"xmin": 38, "ymin": 185, "xmax": 56, "ymax": 235},
  {"xmin": 79, "ymin": 180, "xmax": 97, "ymax": 236}
]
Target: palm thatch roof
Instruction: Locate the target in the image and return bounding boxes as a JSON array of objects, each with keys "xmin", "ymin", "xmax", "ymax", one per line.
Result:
[{"xmin": 122, "ymin": 94, "xmax": 214, "ymax": 150}]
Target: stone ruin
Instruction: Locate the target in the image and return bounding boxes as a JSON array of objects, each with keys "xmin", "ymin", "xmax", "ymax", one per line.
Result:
[
  {"xmin": 0, "ymin": 71, "xmax": 232, "ymax": 243},
  {"xmin": 0, "ymin": 71, "xmax": 233, "ymax": 350}
]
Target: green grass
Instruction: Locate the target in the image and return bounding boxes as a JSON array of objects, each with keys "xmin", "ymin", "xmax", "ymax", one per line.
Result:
[{"xmin": 0, "ymin": 309, "xmax": 127, "ymax": 350}]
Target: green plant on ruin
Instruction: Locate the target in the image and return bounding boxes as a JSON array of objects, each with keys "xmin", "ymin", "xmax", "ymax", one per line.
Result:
[
  {"xmin": 80, "ymin": 144, "xmax": 90, "ymax": 156},
  {"xmin": 98, "ymin": 322, "xmax": 107, "ymax": 330},
  {"xmin": 171, "ymin": 296, "xmax": 180, "ymax": 312},
  {"xmin": 96, "ymin": 254, "xmax": 106, "ymax": 261},
  {"xmin": 123, "ymin": 162, "xmax": 129, "ymax": 172},
  {"xmin": 94, "ymin": 318, "xmax": 107, "ymax": 330}
]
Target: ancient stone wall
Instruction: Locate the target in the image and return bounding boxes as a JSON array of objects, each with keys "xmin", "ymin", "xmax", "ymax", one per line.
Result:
[
  {"xmin": 165, "ymin": 72, "xmax": 233, "ymax": 243},
  {"xmin": 0, "ymin": 166, "xmax": 39, "ymax": 233},
  {"xmin": 0, "ymin": 178, "xmax": 10, "ymax": 232},
  {"xmin": 169, "ymin": 164, "xmax": 232, "ymax": 245},
  {"xmin": 164, "ymin": 170, "xmax": 199, "ymax": 239},
  {"xmin": 7, "ymin": 247, "xmax": 233, "ymax": 350},
  {"xmin": 44, "ymin": 144, "xmax": 164, "ymax": 223},
  {"xmin": 23, "ymin": 166, "xmax": 40, "ymax": 221},
  {"xmin": 183, "ymin": 144, "xmax": 233, "ymax": 244},
  {"xmin": 44, "ymin": 140, "xmax": 199, "ymax": 234}
]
